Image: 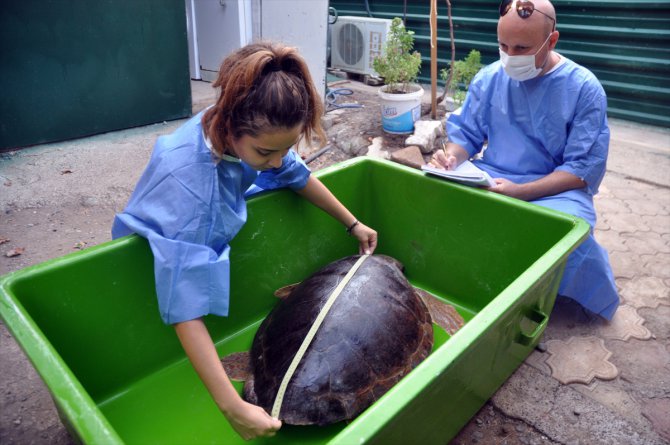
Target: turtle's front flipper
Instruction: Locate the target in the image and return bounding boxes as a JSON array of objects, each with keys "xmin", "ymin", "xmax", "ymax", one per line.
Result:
[
  {"xmin": 221, "ymin": 351, "xmax": 252, "ymax": 381},
  {"xmin": 274, "ymin": 283, "xmax": 301, "ymax": 299},
  {"xmin": 414, "ymin": 287, "xmax": 465, "ymax": 335}
]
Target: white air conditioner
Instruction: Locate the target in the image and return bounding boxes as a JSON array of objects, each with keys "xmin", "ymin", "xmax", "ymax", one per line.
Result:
[{"xmin": 330, "ymin": 16, "xmax": 392, "ymax": 77}]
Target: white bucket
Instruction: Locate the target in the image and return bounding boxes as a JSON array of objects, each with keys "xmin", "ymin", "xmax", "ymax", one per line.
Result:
[{"xmin": 378, "ymin": 84, "xmax": 424, "ymax": 134}]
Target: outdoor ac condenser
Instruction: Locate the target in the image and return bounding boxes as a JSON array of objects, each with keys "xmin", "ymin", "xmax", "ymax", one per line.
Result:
[{"xmin": 330, "ymin": 16, "xmax": 392, "ymax": 77}]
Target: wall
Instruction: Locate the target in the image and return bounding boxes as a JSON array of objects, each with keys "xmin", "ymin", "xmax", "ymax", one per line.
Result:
[
  {"xmin": 329, "ymin": 0, "xmax": 670, "ymax": 127},
  {"xmin": 1, "ymin": 0, "xmax": 192, "ymax": 150}
]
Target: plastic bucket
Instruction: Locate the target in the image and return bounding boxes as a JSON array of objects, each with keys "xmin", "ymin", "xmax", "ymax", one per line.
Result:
[{"xmin": 378, "ymin": 84, "xmax": 424, "ymax": 134}]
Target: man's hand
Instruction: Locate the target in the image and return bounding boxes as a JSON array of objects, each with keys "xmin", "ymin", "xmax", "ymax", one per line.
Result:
[
  {"xmin": 224, "ymin": 400, "xmax": 282, "ymax": 441},
  {"xmin": 487, "ymin": 178, "xmax": 528, "ymax": 200},
  {"xmin": 428, "ymin": 142, "xmax": 469, "ymax": 170},
  {"xmin": 429, "ymin": 148, "xmax": 458, "ymax": 170}
]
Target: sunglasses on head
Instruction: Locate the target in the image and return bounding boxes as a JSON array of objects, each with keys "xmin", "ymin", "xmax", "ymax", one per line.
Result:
[{"xmin": 499, "ymin": 0, "xmax": 556, "ymax": 30}]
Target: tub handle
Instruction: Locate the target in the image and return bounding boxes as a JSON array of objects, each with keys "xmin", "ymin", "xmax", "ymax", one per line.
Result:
[{"xmin": 517, "ymin": 309, "xmax": 548, "ymax": 346}]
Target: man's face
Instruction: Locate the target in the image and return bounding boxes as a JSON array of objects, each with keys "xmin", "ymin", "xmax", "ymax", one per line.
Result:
[{"xmin": 497, "ymin": 13, "xmax": 556, "ymax": 70}]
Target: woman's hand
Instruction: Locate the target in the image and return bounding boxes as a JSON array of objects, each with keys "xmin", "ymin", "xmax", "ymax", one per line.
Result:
[
  {"xmin": 350, "ymin": 222, "xmax": 377, "ymax": 255},
  {"xmin": 223, "ymin": 399, "xmax": 282, "ymax": 441}
]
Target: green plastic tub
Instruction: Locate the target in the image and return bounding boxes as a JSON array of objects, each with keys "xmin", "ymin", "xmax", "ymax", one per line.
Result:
[{"xmin": 0, "ymin": 157, "xmax": 589, "ymax": 444}]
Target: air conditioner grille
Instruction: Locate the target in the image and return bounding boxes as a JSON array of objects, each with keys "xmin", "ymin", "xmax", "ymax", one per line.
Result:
[{"xmin": 337, "ymin": 23, "xmax": 364, "ymax": 66}]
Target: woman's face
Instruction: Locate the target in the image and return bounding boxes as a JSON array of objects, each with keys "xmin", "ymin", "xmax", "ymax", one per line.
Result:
[{"xmin": 230, "ymin": 125, "xmax": 303, "ymax": 171}]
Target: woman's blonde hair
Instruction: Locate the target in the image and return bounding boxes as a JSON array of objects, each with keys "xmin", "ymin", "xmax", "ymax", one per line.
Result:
[{"xmin": 202, "ymin": 41, "xmax": 326, "ymax": 157}]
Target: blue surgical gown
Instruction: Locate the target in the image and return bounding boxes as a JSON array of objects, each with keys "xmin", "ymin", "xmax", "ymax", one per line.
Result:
[
  {"xmin": 447, "ymin": 56, "xmax": 619, "ymax": 320},
  {"xmin": 112, "ymin": 111, "xmax": 311, "ymax": 324}
]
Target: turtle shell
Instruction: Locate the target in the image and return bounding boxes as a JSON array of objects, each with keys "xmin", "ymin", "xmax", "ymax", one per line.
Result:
[{"xmin": 245, "ymin": 254, "xmax": 433, "ymax": 425}]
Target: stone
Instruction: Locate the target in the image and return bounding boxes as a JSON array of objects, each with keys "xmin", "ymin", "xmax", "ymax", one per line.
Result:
[
  {"xmin": 620, "ymin": 276, "xmax": 670, "ymax": 309},
  {"xmin": 404, "ymin": 120, "xmax": 444, "ymax": 154},
  {"xmin": 365, "ymin": 136, "xmax": 389, "ymax": 160},
  {"xmin": 545, "ymin": 336, "xmax": 619, "ymax": 385},
  {"xmin": 597, "ymin": 305, "xmax": 652, "ymax": 341},
  {"xmin": 641, "ymin": 397, "xmax": 670, "ymax": 442},
  {"xmin": 390, "ymin": 145, "xmax": 425, "ymax": 169}
]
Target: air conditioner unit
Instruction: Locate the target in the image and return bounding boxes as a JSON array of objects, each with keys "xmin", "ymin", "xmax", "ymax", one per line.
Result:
[{"xmin": 330, "ymin": 16, "xmax": 392, "ymax": 77}]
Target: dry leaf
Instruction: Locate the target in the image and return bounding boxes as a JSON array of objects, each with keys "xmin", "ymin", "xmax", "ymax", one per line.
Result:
[
  {"xmin": 61, "ymin": 169, "xmax": 73, "ymax": 175},
  {"xmin": 73, "ymin": 241, "xmax": 87, "ymax": 250},
  {"xmin": 6, "ymin": 247, "xmax": 25, "ymax": 257},
  {"xmin": 0, "ymin": 237, "xmax": 9, "ymax": 245}
]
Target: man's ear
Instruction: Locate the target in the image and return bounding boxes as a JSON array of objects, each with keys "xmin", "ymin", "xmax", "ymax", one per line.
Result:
[{"xmin": 549, "ymin": 30, "xmax": 560, "ymax": 50}]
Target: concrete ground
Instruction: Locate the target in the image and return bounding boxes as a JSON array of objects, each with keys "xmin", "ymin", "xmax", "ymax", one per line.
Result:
[{"xmin": 0, "ymin": 79, "xmax": 668, "ymax": 444}]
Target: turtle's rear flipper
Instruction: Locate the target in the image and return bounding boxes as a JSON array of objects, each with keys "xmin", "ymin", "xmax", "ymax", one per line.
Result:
[
  {"xmin": 221, "ymin": 351, "xmax": 252, "ymax": 381},
  {"xmin": 274, "ymin": 283, "xmax": 301, "ymax": 299},
  {"xmin": 414, "ymin": 287, "xmax": 465, "ymax": 335}
]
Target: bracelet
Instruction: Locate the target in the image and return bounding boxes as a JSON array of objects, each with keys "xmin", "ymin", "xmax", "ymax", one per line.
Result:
[{"xmin": 346, "ymin": 220, "xmax": 359, "ymax": 235}]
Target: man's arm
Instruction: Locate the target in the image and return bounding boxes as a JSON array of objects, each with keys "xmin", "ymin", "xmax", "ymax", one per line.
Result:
[
  {"xmin": 428, "ymin": 142, "xmax": 470, "ymax": 170},
  {"xmin": 488, "ymin": 170, "xmax": 586, "ymax": 201}
]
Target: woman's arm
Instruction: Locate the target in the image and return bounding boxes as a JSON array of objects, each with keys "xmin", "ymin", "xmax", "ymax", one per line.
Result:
[
  {"xmin": 174, "ymin": 319, "xmax": 281, "ymax": 440},
  {"xmin": 296, "ymin": 176, "xmax": 378, "ymax": 254}
]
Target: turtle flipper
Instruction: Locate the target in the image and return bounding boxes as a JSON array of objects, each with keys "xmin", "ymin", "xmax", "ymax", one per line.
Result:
[
  {"xmin": 414, "ymin": 287, "xmax": 465, "ymax": 335},
  {"xmin": 221, "ymin": 351, "xmax": 252, "ymax": 381},
  {"xmin": 274, "ymin": 282, "xmax": 301, "ymax": 299}
]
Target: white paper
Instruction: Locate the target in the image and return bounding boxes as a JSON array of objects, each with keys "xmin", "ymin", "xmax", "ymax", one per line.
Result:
[{"xmin": 421, "ymin": 160, "xmax": 496, "ymax": 187}]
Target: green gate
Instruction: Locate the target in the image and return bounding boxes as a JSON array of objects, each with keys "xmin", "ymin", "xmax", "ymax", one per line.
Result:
[
  {"xmin": 1, "ymin": 0, "xmax": 191, "ymax": 150},
  {"xmin": 329, "ymin": 0, "xmax": 670, "ymax": 127}
]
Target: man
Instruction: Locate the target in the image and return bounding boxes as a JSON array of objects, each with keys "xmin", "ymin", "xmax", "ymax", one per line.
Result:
[{"xmin": 431, "ymin": 0, "xmax": 619, "ymax": 319}]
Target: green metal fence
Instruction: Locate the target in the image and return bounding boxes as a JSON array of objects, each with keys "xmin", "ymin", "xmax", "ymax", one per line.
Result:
[{"xmin": 329, "ymin": 0, "xmax": 670, "ymax": 127}]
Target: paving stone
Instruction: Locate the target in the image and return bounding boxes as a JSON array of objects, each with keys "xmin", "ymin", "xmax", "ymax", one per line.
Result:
[
  {"xmin": 571, "ymin": 380, "xmax": 649, "ymax": 432},
  {"xmin": 641, "ymin": 214, "xmax": 670, "ymax": 235},
  {"xmin": 595, "ymin": 229, "xmax": 628, "ymax": 252},
  {"xmin": 620, "ymin": 276, "xmax": 670, "ymax": 309},
  {"xmin": 545, "ymin": 337, "xmax": 619, "ymax": 385},
  {"xmin": 641, "ymin": 253, "xmax": 670, "ymax": 280},
  {"xmin": 644, "ymin": 188, "xmax": 670, "ymax": 212},
  {"xmin": 595, "ymin": 184, "xmax": 613, "ymax": 198},
  {"xmin": 606, "ymin": 339, "xmax": 670, "ymax": 398},
  {"xmin": 607, "ymin": 182, "xmax": 654, "ymax": 201},
  {"xmin": 594, "ymin": 197, "xmax": 631, "ymax": 215},
  {"xmin": 622, "ymin": 232, "xmax": 670, "ymax": 255},
  {"xmin": 641, "ymin": 397, "xmax": 670, "ymax": 442},
  {"xmin": 524, "ymin": 349, "xmax": 552, "ymax": 375},
  {"xmin": 595, "ymin": 218, "xmax": 611, "ymax": 231},
  {"xmin": 626, "ymin": 198, "xmax": 669, "ymax": 217},
  {"xmin": 493, "ymin": 364, "xmax": 657, "ymax": 445},
  {"xmin": 597, "ymin": 305, "xmax": 652, "ymax": 341},
  {"xmin": 609, "ymin": 251, "xmax": 643, "ymax": 279},
  {"xmin": 605, "ymin": 212, "xmax": 651, "ymax": 233},
  {"xmin": 638, "ymin": 305, "xmax": 670, "ymax": 344}
]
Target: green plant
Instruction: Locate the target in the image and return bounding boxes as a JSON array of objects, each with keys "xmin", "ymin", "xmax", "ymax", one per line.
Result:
[
  {"xmin": 373, "ymin": 17, "xmax": 422, "ymax": 94},
  {"xmin": 441, "ymin": 49, "xmax": 483, "ymax": 106}
]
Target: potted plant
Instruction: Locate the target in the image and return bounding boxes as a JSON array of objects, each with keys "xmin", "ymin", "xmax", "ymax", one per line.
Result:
[
  {"xmin": 373, "ymin": 17, "xmax": 423, "ymax": 134},
  {"xmin": 441, "ymin": 49, "xmax": 483, "ymax": 109}
]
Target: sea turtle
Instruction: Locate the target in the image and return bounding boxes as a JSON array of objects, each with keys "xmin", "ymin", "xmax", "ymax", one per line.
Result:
[{"xmin": 221, "ymin": 254, "xmax": 464, "ymax": 425}]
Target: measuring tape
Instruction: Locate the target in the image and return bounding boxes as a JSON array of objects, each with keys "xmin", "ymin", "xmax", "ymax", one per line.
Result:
[{"xmin": 271, "ymin": 254, "xmax": 370, "ymax": 419}]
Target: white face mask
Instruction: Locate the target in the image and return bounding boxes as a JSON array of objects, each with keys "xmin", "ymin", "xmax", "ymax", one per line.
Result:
[{"xmin": 499, "ymin": 33, "xmax": 552, "ymax": 81}]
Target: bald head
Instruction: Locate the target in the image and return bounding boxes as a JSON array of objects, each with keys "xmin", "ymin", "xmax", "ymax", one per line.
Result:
[
  {"xmin": 499, "ymin": 0, "xmax": 556, "ymax": 35},
  {"xmin": 497, "ymin": 0, "xmax": 560, "ymax": 78}
]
